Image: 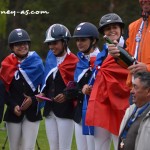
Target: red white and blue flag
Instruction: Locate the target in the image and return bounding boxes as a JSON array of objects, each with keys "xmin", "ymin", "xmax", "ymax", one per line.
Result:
[
  {"xmin": 82, "ymin": 45, "xmax": 108, "ymax": 135},
  {"xmin": 85, "ymin": 45, "xmax": 130, "ymax": 135},
  {"xmin": 38, "ymin": 49, "xmax": 78, "ymax": 110},
  {"xmin": 0, "ymin": 51, "xmax": 44, "ymax": 92}
]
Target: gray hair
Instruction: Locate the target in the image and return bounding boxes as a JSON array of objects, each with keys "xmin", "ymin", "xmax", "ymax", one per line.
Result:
[{"xmin": 134, "ymin": 72, "xmax": 150, "ymax": 89}]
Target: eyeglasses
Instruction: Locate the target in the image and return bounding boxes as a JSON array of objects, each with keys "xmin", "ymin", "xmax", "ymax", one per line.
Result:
[{"xmin": 13, "ymin": 41, "xmax": 29, "ymax": 47}]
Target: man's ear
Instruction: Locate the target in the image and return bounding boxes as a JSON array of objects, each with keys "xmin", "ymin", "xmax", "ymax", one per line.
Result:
[{"xmin": 147, "ymin": 88, "xmax": 150, "ymax": 97}]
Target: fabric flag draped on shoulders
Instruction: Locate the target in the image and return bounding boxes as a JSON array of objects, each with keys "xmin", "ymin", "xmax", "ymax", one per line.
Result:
[
  {"xmin": 81, "ymin": 45, "xmax": 108, "ymax": 135},
  {"xmin": 85, "ymin": 50, "xmax": 130, "ymax": 135},
  {"xmin": 74, "ymin": 48, "xmax": 105, "ymax": 135},
  {"xmin": 74, "ymin": 50, "xmax": 98, "ymax": 83},
  {"xmin": 41, "ymin": 49, "xmax": 78, "ymax": 92},
  {"xmin": 38, "ymin": 49, "xmax": 78, "ymax": 110},
  {"xmin": 0, "ymin": 51, "xmax": 44, "ymax": 92}
]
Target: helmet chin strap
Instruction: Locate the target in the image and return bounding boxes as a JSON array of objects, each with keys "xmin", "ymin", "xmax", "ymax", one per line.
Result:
[
  {"xmin": 10, "ymin": 42, "xmax": 30, "ymax": 60},
  {"xmin": 13, "ymin": 51, "xmax": 28, "ymax": 60},
  {"xmin": 55, "ymin": 40, "xmax": 67, "ymax": 57},
  {"xmin": 82, "ymin": 39, "xmax": 94, "ymax": 54},
  {"xmin": 55, "ymin": 49, "xmax": 66, "ymax": 57}
]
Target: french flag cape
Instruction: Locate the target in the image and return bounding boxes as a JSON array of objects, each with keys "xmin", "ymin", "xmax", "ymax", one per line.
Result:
[
  {"xmin": 74, "ymin": 49, "xmax": 99, "ymax": 82},
  {"xmin": 41, "ymin": 49, "xmax": 78, "ymax": 91},
  {"xmin": 38, "ymin": 49, "xmax": 78, "ymax": 110},
  {"xmin": 74, "ymin": 49, "xmax": 99, "ymax": 135},
  {"xmin": 85, "ymin": 46, "xmax": 130, "ymax": 135},
  {"xmin": 0, "ymin": 52, "xmax": 44, "ymax": 92}
]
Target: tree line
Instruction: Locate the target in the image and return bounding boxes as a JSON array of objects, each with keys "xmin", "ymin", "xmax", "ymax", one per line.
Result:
[{"xmin": 0, "ymin": 0, "xmax": 140, "ymax": 62}]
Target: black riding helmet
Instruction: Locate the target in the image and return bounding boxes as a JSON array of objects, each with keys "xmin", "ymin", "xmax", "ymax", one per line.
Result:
[
  {"xmin": 44, "ymin": 24, "xmax": 71, "ymax": 56},
  {"xmin": 8, "ymin": 28, "xmax": 31, "ymax": 58},
  {"xmin": 8, "ymin": 28, "xmax": 31, "ymax": 45},
  {"xmin": 44, "ymin": 24, "xmax": 71, "ymax": 43},
  {"xmin": 73, "ymin": 22, "xmax": 99, "ymax": 54},
  {"xmin": 73, "ymin": 22, "xmax": 99, "ymax": 40},
  {"xmin": 98, "ymin": 13, "xmax": 125, "ymax": 34}
]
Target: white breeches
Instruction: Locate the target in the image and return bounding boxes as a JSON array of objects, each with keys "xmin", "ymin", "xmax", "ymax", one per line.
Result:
[
  {"xmin": 74, "ymin": 122, "xmax": 95, "ymax": 150},
  {"xmin": 45, "ymin": 112, "xmax": 74, "ymax": 150},
  {"xmin": 6, "ymin": 117, "xmax": 40, "ymax": 150}
]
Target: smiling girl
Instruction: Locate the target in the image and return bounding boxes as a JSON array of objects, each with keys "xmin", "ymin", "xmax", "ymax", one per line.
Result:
[{"xmin": 84, "ymin": 13, "xmax": 130, "ymax": 150}]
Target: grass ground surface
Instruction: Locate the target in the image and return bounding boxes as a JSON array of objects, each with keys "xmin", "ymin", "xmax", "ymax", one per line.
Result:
[
  {"xmin": 0, "ymin": 119, "xmax": 114, "ymax": 150},
  {"xmin": 0, "ymin": 119, "xmax": 77, "ymax": 150}
]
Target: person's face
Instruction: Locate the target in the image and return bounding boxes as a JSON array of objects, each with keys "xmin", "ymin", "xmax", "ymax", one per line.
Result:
[
  {"xmin": 103, "ymin": 24, "xmax": 121, "ymax": 41},
  {"xmin": 131, "ymin": 77, "xmax": 150, "ymax": 107},
  {"xmin": 139, "ymin": 0, "xmax": 150, "ymax": 13},
  {"xmin": 12, "ymin": 41, "xmax": 29, "ymax": 59},
  {"xmin": 48, "ymin": 40, "xmax": 66, "ymax": 57},
  {"xmin": 76, "ymin": 37, "xmax": 93, "ymax": 54}
]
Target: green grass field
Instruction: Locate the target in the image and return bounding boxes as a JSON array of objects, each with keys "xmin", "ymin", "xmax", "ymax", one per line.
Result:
[
  {"xmin": 0, "ymin": 119, "xmax": 77, "ymax": 150},
  {"xmin": 0, "ymin": 119, "xmax": 114, "ymax": 150}
]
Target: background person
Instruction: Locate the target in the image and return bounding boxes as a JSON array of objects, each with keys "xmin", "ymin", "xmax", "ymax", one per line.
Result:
[
  {"xmin": 84, "ymin": 13, "xmax": 130, "ymax": 150},
  {"xmin": 40, "ymin": 24, "xmax": 78, "ymax": 150},
  {"xmin": 0, "ymin": 28, "xmax": 44, "ymax": 150},
  {"xmin": 108, "ymin": 0, "xmax": 150, "ymax": 89},
  {"xmin": 118, "ymin": 71, "xmax": 150, "ymax": 150}
]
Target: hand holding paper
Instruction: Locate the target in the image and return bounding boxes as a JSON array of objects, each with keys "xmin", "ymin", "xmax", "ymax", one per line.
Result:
[
  {"xmin": 20, "ymin": 94, "xmax": 32, "ymax": 111},
  {"xmin": 35, "ymin": 94, "xmax": 52, "ymax": 102}
]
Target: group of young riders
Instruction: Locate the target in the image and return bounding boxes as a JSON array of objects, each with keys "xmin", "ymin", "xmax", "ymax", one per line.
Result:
[{"xmin": 0, "ymin": 1, "xmax": 150, "ymax": 149}]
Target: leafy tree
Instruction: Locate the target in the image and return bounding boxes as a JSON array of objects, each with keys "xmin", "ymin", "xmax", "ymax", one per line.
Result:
[
  {"xmin": 0, "ymin": 0, "xmax": 9, "ymax": 62},
  {"xmin": 0, "ymin": 0, "xmax": 141, "ymax": 61}
]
